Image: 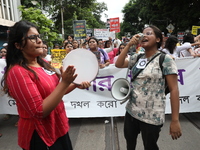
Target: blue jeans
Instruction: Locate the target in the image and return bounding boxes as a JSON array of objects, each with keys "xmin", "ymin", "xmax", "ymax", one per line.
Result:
[{"xmin": 124, "ymin": 112, "xmax": 163, "ymax": 150}]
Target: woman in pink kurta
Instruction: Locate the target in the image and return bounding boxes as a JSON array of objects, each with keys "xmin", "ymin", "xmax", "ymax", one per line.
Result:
[{"xmin": 2, "ymin": 20, "xmax": 90, "ymax": 150}]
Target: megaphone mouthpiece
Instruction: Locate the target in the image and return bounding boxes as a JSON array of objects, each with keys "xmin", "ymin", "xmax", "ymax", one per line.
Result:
[
  {"xmin": 119, "ymin": 87, "xmax": 129, "ymax": 94},
  {"xmin": 111, "ymin": 78, "xmax": 131, "ymax": 103}
]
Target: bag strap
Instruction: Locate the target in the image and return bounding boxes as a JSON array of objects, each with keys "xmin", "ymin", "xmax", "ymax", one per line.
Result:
[
  {"xmin": 159, "ymin": 53, "xmax": 165, "ymax": 77},
  {"xmin": 159, "ymin": 53, "xmax": 171, "ymax": 95},
  {"xmin": 131, "ymin": 52, "xmax": 161, "ymax": 82},
  {"xmin": 125, "ymin": 53, "xmax": 144, "ymax": 79}
]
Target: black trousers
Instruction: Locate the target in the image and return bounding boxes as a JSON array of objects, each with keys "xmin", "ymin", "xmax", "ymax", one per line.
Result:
[
  {"xmin": 23, "ymin": 130, "xmax": 73, "ymax": 150},
  {"xmin": 124, "ymin": 112, "xmax": 163, "ymax": 150}
]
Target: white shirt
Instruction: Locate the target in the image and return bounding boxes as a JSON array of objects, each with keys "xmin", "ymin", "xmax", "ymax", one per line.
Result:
[{"xmin": 162, "ymin": 42, "xmax": 191, "ymax": 58}]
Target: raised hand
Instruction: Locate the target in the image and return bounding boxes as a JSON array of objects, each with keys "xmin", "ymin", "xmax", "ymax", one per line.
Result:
[{"xmin": 60, "ymin": 65, "xmax": 77, "ymax": 85}]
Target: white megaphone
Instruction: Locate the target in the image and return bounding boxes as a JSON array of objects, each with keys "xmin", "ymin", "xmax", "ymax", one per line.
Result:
[{"xmin": 111, "ymin": 78, "xmax": 131, "ymax": 104}]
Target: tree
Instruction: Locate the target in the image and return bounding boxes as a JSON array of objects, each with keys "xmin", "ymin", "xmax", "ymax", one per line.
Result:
[
  {"xmin": 120, "ymin": 0, "xmax": 144, "ymax": 37},
  {"xmin": 121, "ymin": 0, "xmax": 200, "ymax": 36},
  {"xmin": 53, "ymin": 0, "xmax": 107, "ymax": 38},
  {"xmin": 21, "ymin": 0, "xmax": 108, "ymax": 39},
  {"xmin": 19, "ymin": 5, "xmax": 62, "ymax": 48}
]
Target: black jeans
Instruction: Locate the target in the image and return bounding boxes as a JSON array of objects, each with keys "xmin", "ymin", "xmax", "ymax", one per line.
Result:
[
  {"xmin": 124, "ymin": 112, "xmax": 163, "ymax": 150},
  {"xmin": 23, "ymin": 130, "xmax": 73, "ymax": 150}
]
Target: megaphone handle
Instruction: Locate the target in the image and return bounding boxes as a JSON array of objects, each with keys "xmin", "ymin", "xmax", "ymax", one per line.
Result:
[{"xmin": 120, "ymin": 98, "xmax": 129, "ymax": 104}]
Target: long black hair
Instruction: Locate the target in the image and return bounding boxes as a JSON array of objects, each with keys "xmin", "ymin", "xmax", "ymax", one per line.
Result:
[
  {"xmin": 183, "ymin": 33, "xmax": 194, "ymax": 43},
  {"xmin": 164, "ymin": 35, "xmax": 178, "ymax": 54},
  {"xmin": 116, "ymin": 43, "xmax": 127, "ymax": 56},
  {"xmin": 2, "ymin": 20, "xmax": 57, "ymax": 95}
]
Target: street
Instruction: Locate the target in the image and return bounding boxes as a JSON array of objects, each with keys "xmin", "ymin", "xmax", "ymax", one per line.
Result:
[{"xmin": 0, "ymin": 113, "xmax": 200, "ymax": 150}]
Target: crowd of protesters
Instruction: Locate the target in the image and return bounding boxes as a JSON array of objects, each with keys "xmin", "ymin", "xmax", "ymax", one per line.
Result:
[
  {"xmin": 0, "ymin": 21, "xmax": 200, "ymax": 150},
  {"xmin": 47, "ymin": 32, "xmax": 200, "ymax": 69}
]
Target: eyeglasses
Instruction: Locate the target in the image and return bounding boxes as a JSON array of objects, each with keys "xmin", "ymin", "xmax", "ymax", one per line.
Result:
[
  {"xmin": 143, "ymin": 31, "xmax": 153, "ymax": 36},
  {"xmin": 66, "ymin": 46, "xmax": 73, "ymax": 48},
  {"xmin": 25, "ymin": 34, "xmax": 41, "ymax": 43},
  {"xmin": 0, "ymin": 51, "xmax": 6, "ymax": 53},
  {"xmin": 120, "ymin": 47, "xmax": 125, "ymax": 50}
]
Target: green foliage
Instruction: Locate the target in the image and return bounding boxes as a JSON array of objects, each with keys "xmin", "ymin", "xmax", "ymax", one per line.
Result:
[
  {"xmin": 19, "ymin": 5, "xmax": 62, "ymax": 48},
  {"xmin": 121, "ymin": 0, "xmax": 200, "ymax": 37},
  {"xmin": 21, "ymin": 0, "xmax": 108, "ymax": 40},
  {"xmin": 55, "ymin": 0, "xmax": 107, "ymax": 38}
]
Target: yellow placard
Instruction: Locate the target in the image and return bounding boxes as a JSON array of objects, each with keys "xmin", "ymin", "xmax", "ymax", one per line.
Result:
[
  {"xmin": 192, "ymin": 26, "xmax": 200, "ymax": 35},
  {"xmin": 51, "ymin": 49, "xmax": 66, "ymax": 68}
]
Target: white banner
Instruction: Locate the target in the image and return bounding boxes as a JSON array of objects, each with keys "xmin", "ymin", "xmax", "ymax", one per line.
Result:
[
  {"xmin": 0, "ymin": 58, "xmax": 200, "ymax": 117},
  {"xmin": 94, "ymin": 29, "xmax": 109, "ymax": 41}
]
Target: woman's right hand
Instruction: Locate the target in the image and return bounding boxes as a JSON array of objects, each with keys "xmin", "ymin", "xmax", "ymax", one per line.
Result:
[
  {"xmin": 60, "ymin": 65, "xmax": 77, "ymax": 85},
  {"xmin": 127, "ymin": 34, "xmax": 142, "ymax": 47}
]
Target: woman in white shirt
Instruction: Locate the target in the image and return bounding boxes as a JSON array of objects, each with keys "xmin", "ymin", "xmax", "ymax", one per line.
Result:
[{"xmin": 162, "ymin": 35, "xmax": 194, "ymax": 59}]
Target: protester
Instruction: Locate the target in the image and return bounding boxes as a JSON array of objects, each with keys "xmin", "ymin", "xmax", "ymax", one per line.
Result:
[
  {"xmin": 62, "ymin": 39, "xmax": 69, "ymax": 48},
  {"xmin": 162, "ymin": 35, "xmax": 198, "ymax": 59},
  {"xmin": 1, "ymin": 45, "xmax": 15, "ymax": 123},
  {"xmin": 98, "ymin": 40, "xmax": 104, "ymax": 49},
  {"xmin": 53, "ymin": 43, "xmax": 60, "ymax": 49},
  {"xmin": 101, "ymin": 39, "xmax": 117, "ymax": 64},
  {"xmin": 64, "ymin": 42, "xmax": 73, "ymax": 54},
  {"xmin": 88, "ymin": 37, "xmax": 110, "ymax": 69},
  {"xmin": 194, "ymin": 34, "xmax": 200, "ymax": 43},
  {"xmin": 2, "ymin": 20, "xmax": 91, "ymax": 150},
  {"xmin": 81, "ymin": 41, "xmax": 88, "ymax": 49},
  {"xmin": 0, "ymin": 46, "xmax": 8, "ymax": 123},
  {"xmin": 67, "ymin": 35, "xmax": 74, "ymax": 43},
  {"xmin": 0, "ymin": 47, "xmax": 7, "ymax": 59},
  {"xmin": 72, "ymin": 40, "xmax": 79, "ymax": 49},
  {"xmin": 159, "ymin": 32, "xmax": 167, "ymax": 50},
  {"xmin": 107, "ymin": 47, "xmax": 118, "ymax": 64},
  {"xmin": 113, "ymin": 43, "xmax": 127, "ymax": 63},
  {"xmin": 115, "ymin": 25, "xmax": 182, "ymax": 150},
  {"xmin": 113, "ymin": 38, "xmax": 122, "ymax": 48},
  {"xmin": 104, "ymin": 40, "xmax": 112, "ymax": 49},
  {"xmin": 179, "ymin": 33, "xmax": 200, "ymax": 57},
  {"xmin": 161, "ymin": 35, "xmax": 180, "ymax": 59},
  {"xmin": 41, "ymin": 41, "xmax": 51, "ymax": 63}
]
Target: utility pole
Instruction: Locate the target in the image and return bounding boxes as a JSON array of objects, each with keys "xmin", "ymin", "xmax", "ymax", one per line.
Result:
[{"xmin": 60, "ymin": 0, "xmax": 65, "ymax": 39}]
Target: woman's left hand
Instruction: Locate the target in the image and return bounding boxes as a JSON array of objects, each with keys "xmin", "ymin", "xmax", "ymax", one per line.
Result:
[
  {"xmin": 170, "ymin": 120, "xmax": 182, "ymax": 140},
  {"xmin": 76, "ymin": 81, "xmax": 91, "ymax": 89}
]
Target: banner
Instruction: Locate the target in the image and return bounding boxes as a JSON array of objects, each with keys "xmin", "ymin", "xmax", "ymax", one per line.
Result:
[
  {"xmin": 1, "ymin": 58, "xmax": 200, "ymax": 117},
  {"xmin": 94, "ymin": 29, "xmax": 109, "ymax": 41},
  {"xmin": 73, "ymin": 20, "xmax": 87, "ymax": 40},
  {"xmin": 109, "ymin": 17, "xmax": 120, "ymax": 33},
  {"xmin": 192, "ymin": 26, "xmax": 200, "ymax": 35},
  {"xmin": 177, "ymin": 32, "xmax": 185, "ymax": 42},
  {"xmin": 86, "ymin": 29, "xmax": 93, "ymax": 37},
  {"xmin": 51, "ymin": 49, "xmax": 66, "ymax": 68}
]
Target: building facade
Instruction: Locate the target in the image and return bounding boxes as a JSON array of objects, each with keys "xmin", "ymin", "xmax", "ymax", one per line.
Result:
[{"xmin": 0, "ymin": 0, "xmax": 21, "ymax": 48}]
